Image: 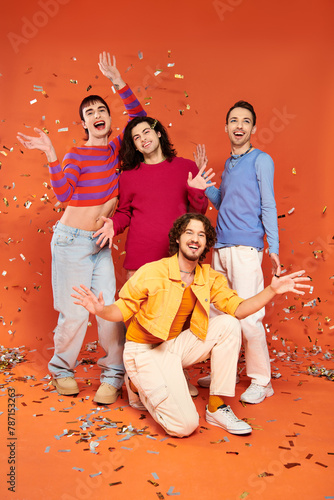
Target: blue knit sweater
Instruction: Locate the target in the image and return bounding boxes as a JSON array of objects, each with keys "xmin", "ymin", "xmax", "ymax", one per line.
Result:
[{"xmin": 205, "ymin": 148, "xmax": 279, "ymax": 254}]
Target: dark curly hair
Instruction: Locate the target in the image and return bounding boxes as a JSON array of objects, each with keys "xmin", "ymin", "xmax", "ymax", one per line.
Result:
[
  {"xmin": 119, "ymin": 116, "xmax": 177, "ymax": 171},
  {"xmin": 168, "ymin": 213, "xmax": 217, "ymax": 262}
]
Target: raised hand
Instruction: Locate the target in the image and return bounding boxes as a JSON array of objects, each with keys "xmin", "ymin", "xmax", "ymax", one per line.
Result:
[
  {"xmin": 270, "ymin": 270, "xmax": 311, "ymax": 295},
  {"xmin": 193, "ymin": 144, "xmax": 208, "ymax": 170},
  {"xmin": 93, "ymin": 216, "xmax": 115, "ymax": 248},
  {"xmin": 17, "ymin": 128, "xmax": 57, "ymax": 162},
  {"xmin": 187, "ymin": 165, "xmax": 216, "ymax": 191},
  {"xmin": 98, "ymin": 52, "xmax": 125, "ymax": 89},
  {"xmin": 72, "ymin": 285, "xmax": 105, "ymax": 315}
]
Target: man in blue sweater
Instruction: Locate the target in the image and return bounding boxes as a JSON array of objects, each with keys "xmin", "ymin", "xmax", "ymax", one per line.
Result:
[{"xmin": 198, "ymin": 101, "xmax": 280, "ymax": 404}]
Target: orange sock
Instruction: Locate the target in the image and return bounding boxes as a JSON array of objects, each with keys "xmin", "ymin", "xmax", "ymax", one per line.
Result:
[{"xmin": 208, "ymin": 395, "xmax": 226, "ymax": 413}]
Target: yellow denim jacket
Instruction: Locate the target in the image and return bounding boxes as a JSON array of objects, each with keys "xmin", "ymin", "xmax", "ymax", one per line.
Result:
[{"xmin": 115, "ymin": 253, "xmax": 244, "ymax": 342}]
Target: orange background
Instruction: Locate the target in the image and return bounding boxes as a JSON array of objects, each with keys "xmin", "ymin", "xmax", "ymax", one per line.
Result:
[
  {"xmin": 1, "ymin": 0, "xmax": 333, "ymax": 356},
  {"xmin": 0, "ymin": 1, "xmax": 333, "ymax": 499}
]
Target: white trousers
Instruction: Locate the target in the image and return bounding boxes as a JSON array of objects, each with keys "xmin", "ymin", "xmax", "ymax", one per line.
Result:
[
  {"xmin": 212, "ymin": 246, "xmax": 271, "ymax": 386},
  {"xmin": 124, "ymin": 315, "xmax": 241, "ymax": 437}
]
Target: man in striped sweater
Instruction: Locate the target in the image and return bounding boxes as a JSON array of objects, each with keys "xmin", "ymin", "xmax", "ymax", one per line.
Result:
[{"xmin": 17, "ymin": 51, "xmax": 146, "ymax": 404}]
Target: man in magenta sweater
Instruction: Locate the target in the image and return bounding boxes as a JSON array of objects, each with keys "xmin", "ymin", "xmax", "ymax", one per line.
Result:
[{"xmin": 94, "ymin": 117, "xmax": 216, "ymax": 279}]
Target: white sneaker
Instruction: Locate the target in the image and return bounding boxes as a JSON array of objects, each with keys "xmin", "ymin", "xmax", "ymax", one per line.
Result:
[
  {"xmin": 124, "ymin": 375, "xmax": 147, "ymax": 411},
  {"xmin": 198, "ymin": 374, "xmax": 240, "ymax": 388},
  {"xmin": 206, "ymin": 405, "xmax": 252, "ymax": 435},
  {"xmin": 240, "ymin": 382, "xmax": 274, "ymax": 404}
]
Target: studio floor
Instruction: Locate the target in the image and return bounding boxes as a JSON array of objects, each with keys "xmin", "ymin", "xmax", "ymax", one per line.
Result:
[{"xmin": 1, "ymin": 342, "xmax": 333, "ymax": 500}]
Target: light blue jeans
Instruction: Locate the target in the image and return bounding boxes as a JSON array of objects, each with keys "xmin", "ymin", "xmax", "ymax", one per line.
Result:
[{"xmin": 48, "ymin": 222, "xmax": 125, "ymax": 388}]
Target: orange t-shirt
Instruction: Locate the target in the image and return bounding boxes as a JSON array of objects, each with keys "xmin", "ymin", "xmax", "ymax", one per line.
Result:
[{"xmin": 126, "ymin": 284, "xmax": 196, "ymax": 344}]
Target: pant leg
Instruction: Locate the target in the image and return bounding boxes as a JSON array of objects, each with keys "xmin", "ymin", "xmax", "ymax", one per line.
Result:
[
  {"xmin": 123, "ymin": 314, "xmax": 241, "ymax": 437},
  {"xmin": 176, "ymin": 314, "xmax": 241, "ymax": 396},
  {"xmin": 215, "ymin": 246, "xmax": 271, "ymax": 386},
  {"xmin": 124, "ymin": 341, "xmax": 198, "ymax": 438},
  {"xmin": 49, "ymin": 223, "xmax": 95, "ymax": 379},
  {"xmin": 91, "ymin": 244, "xmax": 125, "ymax": 388}
]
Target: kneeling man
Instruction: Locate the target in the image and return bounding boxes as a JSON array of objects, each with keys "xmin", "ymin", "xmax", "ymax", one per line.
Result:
[{"xmin": 72, "ymin": 213, "xmax": 310, "ymax": 437}]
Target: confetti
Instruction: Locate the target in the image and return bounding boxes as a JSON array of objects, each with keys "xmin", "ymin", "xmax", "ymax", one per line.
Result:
[
  {"xmin": 148, "ymin": 480, "xmax": 159, "ymax": 487},
  {"xmin": 174, "ymin": 74, "xmax": 184, "ymax": 79},
  {"xmin": 138, "ymin": 51, "xmax": 143, "ymax": 60},
  {"xmin": 70, "ymin": 80, "xmax": 78, "ymax": 84},
  {"xmin": 167, "ymin": 486, "xmax": 180, "ymax": 496}
]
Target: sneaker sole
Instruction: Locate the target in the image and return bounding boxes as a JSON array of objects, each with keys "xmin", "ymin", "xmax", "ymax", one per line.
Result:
[
  {"xmin": 240, "ymin": 388, "xmax": 274, "ymax": 404},
  {"xmin": 206, "ymin": 414, "xmax": 252, "ymax": 435},
  {"xmin": 52, "ymin": 379, "xmax": 79, "ymax": 396}
]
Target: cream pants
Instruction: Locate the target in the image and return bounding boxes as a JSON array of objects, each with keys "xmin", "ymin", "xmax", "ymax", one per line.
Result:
[
  {"xmin": 211, "ymin": 246, "xmax": 271, "ymax": 386},
  {"xmin": 123, "ymin": 314, "xmax": 241, "ymax": 437}
]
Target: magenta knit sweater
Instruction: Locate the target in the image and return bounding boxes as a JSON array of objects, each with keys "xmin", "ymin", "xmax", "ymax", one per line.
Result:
[{"xmin": 112, "ymin": 157, "xmax": 208, "ymax": 269}]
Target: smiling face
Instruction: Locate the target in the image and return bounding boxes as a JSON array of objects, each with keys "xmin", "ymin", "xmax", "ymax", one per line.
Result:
[
  {"xmin": 81, "ymin": 101, "xmax": 111, "ymax": 144},
  {"xmin": 177, "ymin": 219, "xmax": 207, "ymax": 263},
  {"xmin": 131, "ymin": 121, "xmax": 163, "ymax": 161},
  {"xmin": 225, "ymin": 107, "xmax": 256, "ymax": 152}
]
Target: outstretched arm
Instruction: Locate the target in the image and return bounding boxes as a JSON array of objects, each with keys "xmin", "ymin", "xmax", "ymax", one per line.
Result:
[
  {"xmin": 98, "ymin": 51, "xmax": 126, "ymax": 90},
  {"xmin": 17, "ymin": 128, "xmax": 57, "ymax": 163},
  {"xmin": 72, "ymin": 285, "xmax": 124, "ymax": 322},
  {"xmin": 235, "ymin": 270, "xmax": 311, "ymax": 319}
]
